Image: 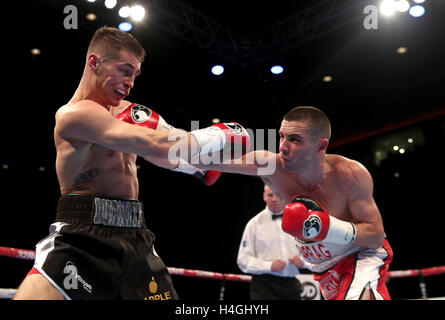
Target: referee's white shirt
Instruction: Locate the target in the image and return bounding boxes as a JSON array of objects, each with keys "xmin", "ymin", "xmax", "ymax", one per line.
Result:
[{"xmin": 237, "ymin": 206, "xmax": 303, "ymax": 277}]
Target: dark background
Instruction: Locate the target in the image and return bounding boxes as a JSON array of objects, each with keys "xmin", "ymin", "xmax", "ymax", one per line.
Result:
[{"xmin": 0, "ymin": 0, "xmax": 444, "ymax": 300}]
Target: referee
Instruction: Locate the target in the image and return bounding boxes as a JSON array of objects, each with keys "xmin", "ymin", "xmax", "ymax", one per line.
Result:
[{"xmin": 237, "ymin": 184, "xmax": 305, "ymax": 300}]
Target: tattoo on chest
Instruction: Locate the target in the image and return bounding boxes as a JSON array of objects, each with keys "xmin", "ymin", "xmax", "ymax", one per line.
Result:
[{"xmin": 74, "ymin": 169, "xmax": 99, "ymax": 184}]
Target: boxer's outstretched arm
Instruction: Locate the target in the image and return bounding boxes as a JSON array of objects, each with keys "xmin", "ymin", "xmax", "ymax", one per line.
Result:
[
  {"xmin": 193, "ymin": 150, "xmax": 278, "ymax": 176},
  {"xmin": 55, "ymin": 100, "xmax": 198, "ymax": 159}
]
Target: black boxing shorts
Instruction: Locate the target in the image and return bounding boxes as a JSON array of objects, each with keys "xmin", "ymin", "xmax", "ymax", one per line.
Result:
[{"xmin": 29, "ymin": 194, "xmax": 178, "ymax": 300}]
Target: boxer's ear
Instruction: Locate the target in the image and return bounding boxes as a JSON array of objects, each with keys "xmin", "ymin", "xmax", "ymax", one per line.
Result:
[
  {"xmin": 87, "ymin": 54, "xmax": 101, "ymax": 72},
  {"xmin": 318, "ymin": 138, "xmax": 329, "ymax": 153}
]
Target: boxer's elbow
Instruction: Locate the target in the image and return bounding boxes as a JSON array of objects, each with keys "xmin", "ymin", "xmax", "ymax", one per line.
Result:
[
  {"xmin": 371, "ymin": 232, "xmax": 385, "ymax": 249},
  {"xmin": 355, "ymin": 224, "xmax": 385, "ymax": 249},
  {"xmin": 140, "ymin": 129, "xmax": 190, "ymax": 160},
  {"xmin": 367, "ymin": 229, "xmax": 385, "ymax": 249},
  {"xmin": 139, "ymin": 137, "xmax": 170, "ymax": 159}
]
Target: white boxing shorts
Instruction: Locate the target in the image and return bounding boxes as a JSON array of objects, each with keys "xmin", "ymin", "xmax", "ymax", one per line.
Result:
[{"xmin": 313, "ymin": 239, "xmax": 393, "ymax": 300}]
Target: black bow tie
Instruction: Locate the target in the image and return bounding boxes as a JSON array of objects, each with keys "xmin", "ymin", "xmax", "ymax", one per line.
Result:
[{"xmin": 272, "ymin": 214, "xmax": 283, "ymax": 220}]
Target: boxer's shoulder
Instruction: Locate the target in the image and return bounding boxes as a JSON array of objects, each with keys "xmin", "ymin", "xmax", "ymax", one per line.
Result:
[
  {"xmin": 56, "ymin": 100, "xmax": 105, "ymax": 120},
  {"xmin": 327, "ymin": 154, "xmax": 373, "ymax": 194}
]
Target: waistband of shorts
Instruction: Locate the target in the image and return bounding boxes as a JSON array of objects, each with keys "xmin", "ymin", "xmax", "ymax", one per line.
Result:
[{"xmin": 56, "ymin": 194, "xmax": 145, "ymax": 228}]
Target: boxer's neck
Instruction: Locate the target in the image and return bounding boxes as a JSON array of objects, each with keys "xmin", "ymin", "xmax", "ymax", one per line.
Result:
[
  {"xmin": 70, "ymin": 73, "xmax": 112, "ymax": 111},
  {"xmin": 293, "ymin": 157, "xmax": 326, "ymax": 192}
]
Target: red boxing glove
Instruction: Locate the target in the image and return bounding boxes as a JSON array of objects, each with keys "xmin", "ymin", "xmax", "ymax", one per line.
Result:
[
  {"xmin": 282, "ymin": 195, "xmax": 356, "ymax": 245},
  {"xmin": 212, "ymin": 122, "xmax": 251, "ymax": 157},
  {"xmin": 116, "ymin": 104, "xmax": 160, "ymax": 129},
  {"xmin": 117, "ymin": 104, "xmax": 223, "ymax": 186},
  {"xmin": 191, "ymin": 122, "xmax": 251, "ymax": 157}
]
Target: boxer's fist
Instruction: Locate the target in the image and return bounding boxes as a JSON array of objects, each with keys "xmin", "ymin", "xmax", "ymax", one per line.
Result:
[
  {"xmin": 282, "ymin": 195, "xmax": 356, "ymax": 245},
  {"xmin": 282, "ymin": 195, "xmax": 329, "ymax": 242},
  {"xmin": 191, "ymin": 122, "xmax": 251, "ymax": 158},
  {"xmin": 116, "ymin": 104, "xmax": 160, "ymax": 129},
  {"xmin": 212, "ymin": 122, "xmax": 251, "ymax": 157}
]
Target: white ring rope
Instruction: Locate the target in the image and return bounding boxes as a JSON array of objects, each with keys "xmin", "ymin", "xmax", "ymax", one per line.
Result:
[{"xmin": 1, "ymin": 245, "xmax": 444, "ymax": 299}]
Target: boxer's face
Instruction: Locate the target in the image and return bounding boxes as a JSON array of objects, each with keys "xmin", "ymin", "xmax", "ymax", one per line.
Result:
[
  {"xmin": 93, "ymin": 49, "xmax": 142, "ymax": 106},
  {"xmin": 263, "ymin": 186, "xmax": 282, "ymax": 213},
  {"xmin": 279, "ymin": 120, "xmax": 320, "ymax": 172}
]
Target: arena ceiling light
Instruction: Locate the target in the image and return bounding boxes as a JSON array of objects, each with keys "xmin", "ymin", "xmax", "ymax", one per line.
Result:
[
  {"xmin": 323, "ymin": 75, "xmax": 333, "ymax": 83},
  {"xmin": 104, "ymin": 0, "xmax": 117, "ymax": 9},
  {"xmin": 119, "ymin": 21, "xmax": 133, "ymax": 32},
  {"xmin": 397, "ymin": 47, "xmax": 408, "ymax": 54},
  {"xmin": 86, "ymin": 13, "xmax": 97, "ymax": 21},
  {"xmin": 30, "ymin": 48, "xmax": 41, "ymax": 56},
  {"xmin": 395, "ymin": 0, "xmax": 410, "ymax": 13},
  {"xmin": 130, "ymin": 5, "xmax": 145, "ymax": 22},
  {"xmin": 380, "ymin": 0, "xmax": 397, "ymax": 16},
  {"xmin": 270, "ymin": 65, "xmax": 284, "ymax": 75},
  {"xmin": 119, "ymin": 6, "xmax": 131, "ymax": 18},
  {"xmin": 409, "ymin": 5, "xmax": 425, "ymax": 17},
  {"xmin": 211, "ymin": 65, "xmax": 224, "ymax": 76}
]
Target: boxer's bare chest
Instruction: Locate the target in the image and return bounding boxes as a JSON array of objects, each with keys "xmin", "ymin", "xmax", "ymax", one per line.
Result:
[{"xmin": 263, "ymin": 164, "xmax": 351, "ymax": 220}]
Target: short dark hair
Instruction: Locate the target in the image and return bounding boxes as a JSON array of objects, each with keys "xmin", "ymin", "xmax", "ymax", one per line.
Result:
[
  {"xmin": 87, "ymin": 26, "xmax": 146, "ymax": 62},
  {"xmin": 283, "ymin": 106, "xmax": 331, "ymax": 140}
]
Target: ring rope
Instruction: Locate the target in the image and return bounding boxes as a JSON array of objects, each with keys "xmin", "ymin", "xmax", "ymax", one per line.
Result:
[
  {"xmin": 1, "ymin": 245, "xmax": 445, "ymax": 300},
  {"xmin": 1, "ymin": 245, "xmax": 445, "ymax": 280}
]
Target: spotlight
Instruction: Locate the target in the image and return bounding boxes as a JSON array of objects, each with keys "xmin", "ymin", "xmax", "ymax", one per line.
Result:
[
  {"xmin": 323, "ymin": 75, "xmax": 333, "ymax": 82},
  {"xmin": 119, "ymin": 22, "xmax": 133, "ymax": 32},
  {"xmin": 409, "ymin": 5, "xmax": 425, "ymax": 17},
  {"xmin": 86, "ymin": 13, "xmax": 97, "ymax": 21},
  {"xmin": 31, "ymin": 48, "xmax": 41, "ymax": 56},
  {"xmin": 131, "ymin": 5, "xmax": 145, "ymax": 22},
  {"xmin": 413, "ymin": 0, "xmax": 425, "ymax": 3},
  {"xmin": 104, "ymin": 0, "xmax": 117, "ymax": 9},
  {"xmin": 395, "ymin": 0, "xmax": 410, "ymax": 13},
  {"xmin": 380, "ymin": 0, "xmax": 397, "ymax": 16},
  {"xmin": 270, "ymin": 65, "xmax": 284, "ymax": 75},
  {"xmin": 211, "ymin": 65, "xmax": 224, "ymax": 76},
  {"xmin": 119, "ymin": 6, "xmax": 131, "ymax": 18},
  {"xmin": 397, "ymin": 47, "xmax": 408, "ymax": 54}
]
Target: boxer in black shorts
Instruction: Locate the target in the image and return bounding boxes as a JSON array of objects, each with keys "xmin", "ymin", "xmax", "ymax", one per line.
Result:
[
  {"xmin": 31, "ymin": 194, "xmax": 177, "ymax": 300},
  {"xmin": 13, "ymin": 26, "xmax": 249, "ymax": 300}
]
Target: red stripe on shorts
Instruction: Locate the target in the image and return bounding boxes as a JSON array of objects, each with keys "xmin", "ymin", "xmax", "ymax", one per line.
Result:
[{"xmin": 26, "ymin": 267, "xmax": 41, "ymax": 277}]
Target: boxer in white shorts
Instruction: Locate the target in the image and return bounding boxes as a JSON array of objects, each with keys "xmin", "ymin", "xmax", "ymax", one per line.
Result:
[
  {"xmin": 283, "ymin": 195, "xmax": 393, "ymax": 300},
  {"xmin": 194, "ymin": 106, "xmax": 393, "ymax": 300}
]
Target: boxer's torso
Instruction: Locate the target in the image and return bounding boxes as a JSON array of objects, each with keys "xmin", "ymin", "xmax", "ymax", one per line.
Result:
[
  {"xmin": 263, "ymin": 154, "xmax": 365, "ymax": 270},
  {"xmin": 54, "ymin": 100, "xmax": 139, "ymax": 199},
  {"xmin": 263, "ymin": 154, "xmax": 355, "ymax": 221}
]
